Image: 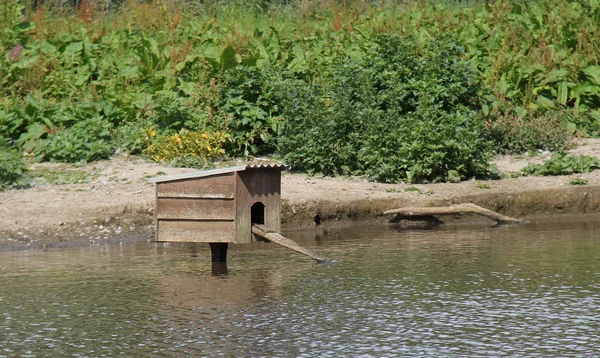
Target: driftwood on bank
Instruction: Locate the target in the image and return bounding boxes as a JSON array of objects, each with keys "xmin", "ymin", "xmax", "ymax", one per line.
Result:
[
  {"xmin": 251, "ymin": 224, "xmax": 333, "ymax": 264},
  {"xmin": 383, "ymin": 203, "xmax": 527, "ymax": 225}
]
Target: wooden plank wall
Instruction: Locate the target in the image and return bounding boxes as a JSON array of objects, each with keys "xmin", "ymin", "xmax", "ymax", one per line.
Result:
[
  {"xmin": 155, "ymin": 173, "xmax": 236, "ymax": 243},
  {"xmin": 157, "ymin": 175, "xmax": 234, "ymax": 199},
  {"xmin": 235, "ymin": 169, "xmax": 281, "ymax": 244}
]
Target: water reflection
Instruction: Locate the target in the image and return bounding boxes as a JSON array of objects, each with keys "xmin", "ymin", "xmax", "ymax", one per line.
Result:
[{"xmin": 1, "ymin": 217, "xmax": 600, "ymax": 356}]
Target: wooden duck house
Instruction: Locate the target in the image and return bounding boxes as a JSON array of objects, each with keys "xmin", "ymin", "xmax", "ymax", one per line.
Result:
[{"xmin": 148, "ymin": 164, "xmax": 285, "ymax": 244}]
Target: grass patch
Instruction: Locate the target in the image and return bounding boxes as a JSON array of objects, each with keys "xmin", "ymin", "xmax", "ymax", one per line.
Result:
[
  {"xmin": 475, "ymin": 181, "xmax": 491, "ymax": 189},
  {"xmin": 569, "ymin": 178, "xmax": 588, "ymax": 185},
  {"xmin": 26, "ymin": 167, "xmax": 95, "ymax": 185}
]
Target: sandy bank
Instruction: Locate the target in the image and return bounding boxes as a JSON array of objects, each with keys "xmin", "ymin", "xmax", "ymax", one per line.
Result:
[{"xmin": 2, "ymin": 139, "xmax": 600, "ymax": 249}]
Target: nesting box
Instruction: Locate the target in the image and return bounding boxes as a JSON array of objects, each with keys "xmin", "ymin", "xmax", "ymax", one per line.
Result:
[{"xmin": 148, "ymin": 165, "xmax": 284, "ymax": 244}]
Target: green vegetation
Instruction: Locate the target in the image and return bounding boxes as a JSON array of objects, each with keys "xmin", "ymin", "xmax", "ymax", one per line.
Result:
[
  {"xmin": 569, "ymin": 178, "xmax": 588, "ymax": 185},
  {"xmin": 484, "ymin": 111, "xmax": 573, "ymax": 154},
  {"xmin": 277, "ymin": 34, "xmax": 489, "ymax": 182},
  {"xmin": 2, "ymin": 0, "xmax": 600, "ymax": 188},
  {"xmin": 0, "ymin": 143, "xmax": 28, "ymax": 190},
  {"xmin": 515, "ymin": 154, "xmax": 600, "ymax": 176},
  {"xmin": 26, "ymin": 167, "xmax": 94, "ymax": 185},
  {"xmin": 475, "ymin": 181, "xmax": 491, "ymax": 189}
]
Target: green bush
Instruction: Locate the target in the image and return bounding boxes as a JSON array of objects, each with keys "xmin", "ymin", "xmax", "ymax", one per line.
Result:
[
  {"xmin": 0, "ymin": 143, "xmax": 27, "ymax": 190},
  {"xmin": 36, "ymin": 116, "xmax": 116, "ymax": 163},
  {"xmin": 278, "ymin": 34, "xmax": 490, "ymax": 183},
  {"xmin": 217, "ymin": 66, "xmax": 284, "ymax": 156},
  {"xmin": 114, "ymin": 121, "xmax": 148, "ymax": 155},
  {"xmin": 515, "ymin": 154, "xmax": 600, "ymax": 177},
  {"xmin": 144, "ymin": 65, "xmax": 283, "ymax": 159}
]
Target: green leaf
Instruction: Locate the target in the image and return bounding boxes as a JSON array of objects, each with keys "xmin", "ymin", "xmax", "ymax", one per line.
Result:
[
  {"xmin": 220, "ymin": 46, "xmax": 237, "ymax": 71},
  {"xmin": 204, "ymin": 44, "xmax": 222, "ymax": 59},
  {"xmin": 538, "ymin": 69, "xmax": 569, "ymax": 86},
  {"xmin": 589, "ymin": 110, "xmax": 600, "ymax": 122},
  {"xmin": 535, "ymin": 95, "xmax": 554, "ymax": 109},
  {"xmin": 571, "ymin": 82, "xmax": 600, "ymax": 97},
  {"xmin": 63, "ymin": 41, "xmax": 83, "ymax": 64},
  {"xmin": 582, "ymin": 66, "xmax": 600, "ymax": 85},
  {"xmin": 15, "ymin": 21, "xmax": 35, "ymax": 32},
  {"xmin": 496, "ymin": 75, "xmax": 509, "ymax": 95},
  {"xmin": 558, "ymin": 81, "xmax": 569, "ymax": 105}
]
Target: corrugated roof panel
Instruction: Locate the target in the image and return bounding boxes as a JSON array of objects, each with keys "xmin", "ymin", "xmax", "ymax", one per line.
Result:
[
  {"xmin": 148, "ymin": 164, "xmax": 286, "ymax": 183},
  {"xmin": 244, "ymin": 164, "xmax": 287, "ymax": 170}
]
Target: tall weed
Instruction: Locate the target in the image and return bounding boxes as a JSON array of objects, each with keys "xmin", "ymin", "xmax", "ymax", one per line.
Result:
[{"xmin": 484, "ymin": 110, "xmax": 572, "ymax": 154}]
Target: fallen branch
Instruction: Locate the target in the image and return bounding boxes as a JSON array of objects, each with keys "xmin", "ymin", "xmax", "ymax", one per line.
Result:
[
  {"xmin": 252, "ymin": 224, "xmax": 334, "ymax": 264},
  {"xmin": 383, "ymin": 203, "xmax": 527, "ymax": 225}
]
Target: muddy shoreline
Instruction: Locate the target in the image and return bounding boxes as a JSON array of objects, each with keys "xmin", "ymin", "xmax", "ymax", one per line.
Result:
[
  {"xmin": 3, "ymin": 139, "xmax": 600, "ymax": 250},
  {"xmin": 2, "ymin": 183, "xmax": 600, "ymax": 251}
]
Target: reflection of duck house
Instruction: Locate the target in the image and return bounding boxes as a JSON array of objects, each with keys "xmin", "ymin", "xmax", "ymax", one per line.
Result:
[{"xmin": 148, "ymin": 165, "xmax": 285, "ymax": 244}]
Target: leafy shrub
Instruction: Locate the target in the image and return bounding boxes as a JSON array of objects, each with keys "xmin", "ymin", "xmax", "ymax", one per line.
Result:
[
  {"xmin": 278, "ymin": 34, "xmax": 490, "ymax": 183},
  {"xmin": 145, "ymin": 66, "xmax": 283, "ymax": 159},
  {"xmin": 217, "ymin": 66, "xmax": 284, "ymax": 156},
  {"xmin": 515, "ymin": 154, "xmax": 600, "ymax": 176},
  {"xmin": 36, "ymin": 117, "xmax": 116, "ymax": 162},
  {"xmin": 148, "ymin": 91, "xmax": 211, "ymax": 135},
  {"xmin": 144, "ymin": 129, "xmax": 228, "ymax": 164},
  {"xmin": 485, "ymin": 111, "xmax": 572, "ymax": 154},
  {"xmin": 114, "ymin": 121, "xmax": 149, "ymax": 155},
  {"xmin": 0, "ymin": 143, "xmax": 27, "ymax": 190}
]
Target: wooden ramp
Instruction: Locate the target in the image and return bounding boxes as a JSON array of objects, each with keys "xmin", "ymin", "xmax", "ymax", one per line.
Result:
[
  {"xmin": 384, "ymin": 203, "xmax": 527, "ymax": 225},
  {"xmin": 252, "ymin": 224, "xmax": 333, "ymax": 264}
]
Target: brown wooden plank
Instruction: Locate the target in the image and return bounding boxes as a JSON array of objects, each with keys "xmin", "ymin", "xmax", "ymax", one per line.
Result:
[
  {"xmin": 157, "ymin": 198, "xmax": 234, "ymax": 220},
  {"xmin": 157, "ymin": 220, "xmax": 235, "ymax": 243},
  {"xmin": 252, "ymin": 224, "xmax": 332, "ymax": 263},
  {"xmin": 235, "ymin": 170, "xmax": 281, "ymax": 244},
  {"xmin": 157, "ymin": 174, "xmax": 234, "ymax": 199}
]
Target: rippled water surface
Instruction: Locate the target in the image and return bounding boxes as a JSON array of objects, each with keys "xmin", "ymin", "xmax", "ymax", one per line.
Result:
[{"xmin": 1, "ymin": 218, "xmax": 600, "ymax": 357}]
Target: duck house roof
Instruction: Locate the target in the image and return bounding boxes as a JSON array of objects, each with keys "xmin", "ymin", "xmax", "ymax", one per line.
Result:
[{"xmin": 148, "ymin": 164, "xmax": 286, "ymax": 183}]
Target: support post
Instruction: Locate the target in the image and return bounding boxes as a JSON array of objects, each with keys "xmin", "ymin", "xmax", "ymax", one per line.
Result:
[
  {"xmin": 209, "ymin": 243, "xmax": 229, "ymax": 263},
  {"xmin": 211, "ymin": 262, "xmax": 228, "ymax": 276}
]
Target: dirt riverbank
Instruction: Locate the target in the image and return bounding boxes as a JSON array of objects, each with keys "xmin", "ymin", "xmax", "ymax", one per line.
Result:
[{"xmin": 2, "ymin": 139, "xmax": 600, "ymax": 249}]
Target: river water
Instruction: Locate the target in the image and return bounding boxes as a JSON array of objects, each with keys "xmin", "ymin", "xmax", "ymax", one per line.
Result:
[{"xmin": 1, "ymin": 217, "xmax": 600, "ymax": 357}]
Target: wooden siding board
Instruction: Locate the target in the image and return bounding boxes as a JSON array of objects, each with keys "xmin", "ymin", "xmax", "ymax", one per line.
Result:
[
  {"xmin": 235, "ymin": 169, "xmax": 282, "ymax": 244},
  {"xmin": 157, "ymin": 198, "xmax": 234, "ymax": 220},
  {"xmin": 157, "ymin": 220, "xmax": 235, "ymax": 243},
  {"xmin": 157, "ymin": 174, "xmax": 234, "ymax": 199}
]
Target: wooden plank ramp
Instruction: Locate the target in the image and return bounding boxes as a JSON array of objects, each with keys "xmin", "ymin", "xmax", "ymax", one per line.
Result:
[
  {"xmin": 251, "ymin": 224, "xmax": 334, "ymax": 264},
  {"xmin": 383, "ymin": 203, "xmax": 527, "ymax": 225}
]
